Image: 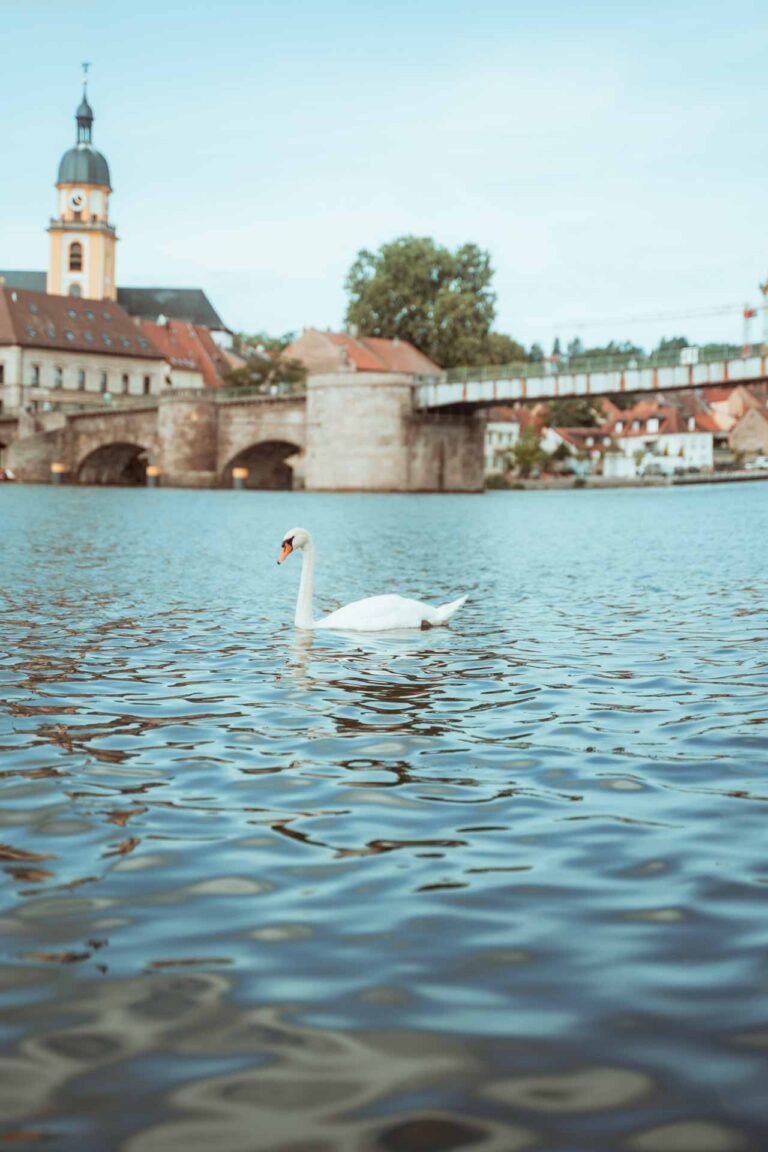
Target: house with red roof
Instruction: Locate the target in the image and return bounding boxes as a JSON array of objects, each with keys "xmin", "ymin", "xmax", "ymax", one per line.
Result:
[
  {"xmin": 138, "ymin": 318, "xmax": 242, "ymax": 390},
  {"xmin": 284, "ymin": 329, "xmax": 441, "ymax": 378},
  {"xmin": 0, "ymin": 286, "xmax": 165, "ymax": 411},
  {"xmin": 600, "ymin": 397, "xmax": 716, "ymax": 475}
]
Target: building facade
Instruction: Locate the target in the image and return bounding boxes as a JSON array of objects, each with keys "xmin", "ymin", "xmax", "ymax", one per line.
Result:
[{"xmin": 0, "ymin": 287, "xmax": 165, "ymax": 412}]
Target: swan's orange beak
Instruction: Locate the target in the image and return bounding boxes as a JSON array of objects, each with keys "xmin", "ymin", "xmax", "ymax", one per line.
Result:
[{"xmin": 277, "ymin": 541, "xmax": 293, "ymax": 565}]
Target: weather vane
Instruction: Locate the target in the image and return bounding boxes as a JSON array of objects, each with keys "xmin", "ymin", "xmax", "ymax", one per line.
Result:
[{"xmin": 81, "ymin": 61, "xmax": 91, "ymax": 89}]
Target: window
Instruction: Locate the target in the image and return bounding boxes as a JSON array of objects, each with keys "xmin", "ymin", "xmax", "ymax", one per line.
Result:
[
  {"xmin": 64, "ymin": 330, "xmax": 75, "ymax": 342},
  {"xmin": 77, "ymin": 369, "xmax": 86, "ymax": 390},
  {"xmin": 31, "ymin": 364, "xmax": 40, "ymax": 386},
  {"xmin": 53, "ymin": 366, "xmax": 63, "ymax": 389},
  {"xmin": 143, "ymin": 374, "xmax": 151, "ymax": 396},
  {"xmin": 121, "ymin": 373, "xmax": 129, "ymax": 393},
  {"xmin": 688, "ymin": 416, "xmax": 695, "ymax": 431},
  {"xmin": 0, "ymin": 363, "xmax": 4, "ymax": 384},
  {"xmin": 85, "ymin": 310, "xmax": 95, "ymax": 321},
  {"xmin": 69, "ymin": 242, "xmax": 83, "ymax": 272},
  {"xmin": 99, "ymin": 371, "xmax": 108, "ymax": 393},
  {"xmin": 615, "ymin": 421, "xmax": 623, "ymax": 433},
  {"xmin": 68, "ymin": 284, "xmax": 81, "ymax": 297},
  {"xmin": 646, "ymin": 418, "xmax": 659, "ymax": 433},
  {"xmin": 66, "ymin": 308, "xmax": 78, "ymax": 319}
]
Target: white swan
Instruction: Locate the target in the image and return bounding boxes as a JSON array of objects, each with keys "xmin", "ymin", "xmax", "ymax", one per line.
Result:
[{"xmin": 277, "ymin": 527, "xmax": 467, "ymax": 632}]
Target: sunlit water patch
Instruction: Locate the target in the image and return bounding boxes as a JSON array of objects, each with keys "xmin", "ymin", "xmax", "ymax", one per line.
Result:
[{"xmin": 1, "ymin": 484, "xmax": 767, "ymax": 1150}]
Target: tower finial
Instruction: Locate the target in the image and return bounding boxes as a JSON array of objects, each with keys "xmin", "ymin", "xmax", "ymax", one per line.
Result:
[{"xmin": 81, "ymin": 61, "xmax": 91, "ymax": 93}]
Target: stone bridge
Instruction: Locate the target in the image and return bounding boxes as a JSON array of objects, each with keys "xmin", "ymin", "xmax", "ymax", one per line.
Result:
[
  {"xmin": 1, "ymin": 375, "xmax": 486, "ymax": 491},
  {"xmin": 2, "ymin": 392, "xmax": 308, "ymax": 488}
]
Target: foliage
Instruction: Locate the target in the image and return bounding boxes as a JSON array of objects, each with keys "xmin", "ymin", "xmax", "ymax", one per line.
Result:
[
  {"xmin": 225, "ymin": 331, "xmax": 307, "ymax": 392},
  {"xmin": 484, "ymin": 332, "xmax": 529, "ymax": 364},
  {"xmin": 344, "ymin": 236, "xmax": 499, "ymax": 368},
  {"xmin": 509, "ymin": 429, "xmax": 550, "ymax": 478},
  {"xmin": 654, "ymin": 336, "xmax": 688, "ymax": 354},
  {"xmin": 545, "ymin": 396, "xmax": 600, "ymax": 428},
  {"xmin": 235, "ymin": 330, "xmax": 297, "ymax": 357}
]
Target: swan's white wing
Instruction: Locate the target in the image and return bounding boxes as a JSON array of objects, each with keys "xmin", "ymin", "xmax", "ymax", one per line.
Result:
[{"xmin": 315, "ymin": 594, "xmax": 437, "ymax": 632}]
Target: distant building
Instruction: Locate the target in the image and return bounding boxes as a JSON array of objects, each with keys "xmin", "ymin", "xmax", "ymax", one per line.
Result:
[
  {"xmin": 600, "ymin": 399, "xmax": 717, "ymax": 474},
  {"xmin": 285, "ymin": 329, "xmax": 440, "ymax": 377},
  {"xmin": 0, "ymin": 286, "xmax": 165, "ymax": 410},
  {"xmin": 730, "ymin": 404, "xmax": 768, "ymax": 456}
]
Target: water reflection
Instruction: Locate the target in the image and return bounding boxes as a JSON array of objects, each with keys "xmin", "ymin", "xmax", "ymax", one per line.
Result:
[{"xmin": 1, "ymin": 485, "xmax": 767, "ymax": 1150}]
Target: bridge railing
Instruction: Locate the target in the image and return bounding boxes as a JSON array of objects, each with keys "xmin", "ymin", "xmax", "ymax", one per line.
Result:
[{"xmin": 444, "ymin": 343, "xmax": 762, "ymax": 384}]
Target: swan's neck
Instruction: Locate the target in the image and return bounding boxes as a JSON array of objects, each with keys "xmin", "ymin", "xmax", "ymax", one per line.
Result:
[{"xmin": 295, "ymin": 541, "xmax": 315, "ymax": 629}]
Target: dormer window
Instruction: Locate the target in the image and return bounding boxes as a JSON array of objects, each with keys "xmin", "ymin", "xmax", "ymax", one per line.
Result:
[
  {"xmin": 632, "ymin": 420, "xmax": 640, "ymax": 431},
  {"xmin": 688, "ymin": 416, "xmax": 695, "ymax": 431},
  {"xmin": 615, "ymin": 420, "xmax": 623, "ymax": 433},
  {"xmin": 646, "ymin": 418, "xmax": 659, "ymax": 433}
]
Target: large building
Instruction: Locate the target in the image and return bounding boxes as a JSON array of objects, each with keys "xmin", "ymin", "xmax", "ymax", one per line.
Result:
[{"xmin": 1, "ymin": 76, "xmax": 230, "ymax": 341}]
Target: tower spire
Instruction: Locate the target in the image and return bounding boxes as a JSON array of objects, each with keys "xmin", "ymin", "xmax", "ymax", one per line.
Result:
[{"xmin": 76, "ymin": 62, "xmax": 94, "ymax": 144}]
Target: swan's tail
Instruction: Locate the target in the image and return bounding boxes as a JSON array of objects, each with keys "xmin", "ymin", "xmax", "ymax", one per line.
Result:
[{"xmin": 432, "ymin": 594, "xmax": 468, "ymax": 625}]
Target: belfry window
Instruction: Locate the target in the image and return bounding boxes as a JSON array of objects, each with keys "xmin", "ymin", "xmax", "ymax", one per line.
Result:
[{"xmin": 69, "ymin": 242, "xmax": 83, "ymax": 272}]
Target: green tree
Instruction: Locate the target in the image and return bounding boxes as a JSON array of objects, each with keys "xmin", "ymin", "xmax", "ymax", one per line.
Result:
[
  {"xmin": 484, "ymin": 332, "xmax": 529, "ymax": 364},
  {"xmin": 509, "ymin": 429, "xmax": 549, "ymax": 478},
  {"xmin": 529, "ymin": 342, "xmax": 545, "ymax": 363},
  {"xmin": 546, "ymin": 397, "xmax": 600, "ymax": 427},
  {"xmin": 226, "ymin": 331, "xmax": 306, "ymax": 392},
  {"xmin": 344, "ymin": 236, "xmax": 497, "ymax": 369}
]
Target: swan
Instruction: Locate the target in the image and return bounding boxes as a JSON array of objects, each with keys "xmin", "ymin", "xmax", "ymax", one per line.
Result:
[{"xmin": 277, "ymin": 527, "xmax": 467, "ymax": 632}]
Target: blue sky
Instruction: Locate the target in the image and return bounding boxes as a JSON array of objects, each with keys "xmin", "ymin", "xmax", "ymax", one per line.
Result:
[{"xmin": 2, "ymin": 0, "xmax": 766, "ymax": 351}]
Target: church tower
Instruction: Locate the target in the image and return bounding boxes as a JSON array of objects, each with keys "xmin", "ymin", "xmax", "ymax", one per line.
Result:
[{"xmin": 47, "ymin": 70, "xmax": 117, "ymax": 300}]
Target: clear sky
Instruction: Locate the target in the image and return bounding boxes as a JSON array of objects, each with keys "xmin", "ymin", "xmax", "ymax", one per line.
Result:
[{"xmin": 1, "ymin": 0, "xmax": 766, "ymax": 352}]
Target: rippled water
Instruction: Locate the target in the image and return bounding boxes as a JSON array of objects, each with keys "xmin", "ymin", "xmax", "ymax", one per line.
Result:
[{"xmin": 1, "ymin": 484, "xmax": 767, "ymax": 1152}]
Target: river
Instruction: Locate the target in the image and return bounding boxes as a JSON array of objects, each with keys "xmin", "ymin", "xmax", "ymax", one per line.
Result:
[{"xmin": 1, "ymin": 484, "xmax": 767, "ymax": 1151}]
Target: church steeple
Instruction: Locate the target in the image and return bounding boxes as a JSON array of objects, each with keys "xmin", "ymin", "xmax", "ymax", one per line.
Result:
[{"xmin": 47, "ymin": 64, "xmax": 118, "ymax": 301}]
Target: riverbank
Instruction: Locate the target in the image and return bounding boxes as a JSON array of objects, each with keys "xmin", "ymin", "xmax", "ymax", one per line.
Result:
[{"xmin": 491, "ymin": 469, "xmax": 768, "ymax": 491}]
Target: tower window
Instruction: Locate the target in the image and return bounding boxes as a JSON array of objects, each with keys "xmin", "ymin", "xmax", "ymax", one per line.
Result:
[{"xmin": 69, "ymin": 242, "xmax": 83, "ymax": 272}]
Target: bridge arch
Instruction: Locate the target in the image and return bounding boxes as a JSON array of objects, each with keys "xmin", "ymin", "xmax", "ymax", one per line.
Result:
[
  {"xmin": 76, "ymin": 441, "xmax": 151, "ymax": 486},
  {"xmin": 221, "ymin": 439, "xmax": 302, "ymax": 489}
]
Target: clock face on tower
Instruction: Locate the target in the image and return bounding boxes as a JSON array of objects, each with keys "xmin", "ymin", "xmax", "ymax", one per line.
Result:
[{"xmin": 69, "ymin": 189, "xmax": 85, "ymax": 211}]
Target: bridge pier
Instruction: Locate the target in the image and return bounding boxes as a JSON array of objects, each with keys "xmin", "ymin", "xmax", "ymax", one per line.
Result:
[
  {"xmin": 305, "ymin": 373, "xmax": 484, "ymax": 492},
  {"xmin": 157, "ymin": 393, "xmax": 218, "ymax": 488}
]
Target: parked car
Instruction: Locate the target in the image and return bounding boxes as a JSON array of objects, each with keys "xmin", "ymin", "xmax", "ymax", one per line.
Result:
[{"xmin": 744, "ymin": 455, "xmax": 768, "ymax": 471}]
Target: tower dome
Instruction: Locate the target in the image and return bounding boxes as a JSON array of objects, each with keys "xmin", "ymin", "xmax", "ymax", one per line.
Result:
[{"xmin": 56, "ymin": 85, "xmax": 111, "ymax": 188}]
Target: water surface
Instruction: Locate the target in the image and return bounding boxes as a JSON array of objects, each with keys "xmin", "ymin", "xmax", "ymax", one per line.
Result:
[{"xmin": 1, "ymin": 484, "xmax": 767, "ymax": 1151}]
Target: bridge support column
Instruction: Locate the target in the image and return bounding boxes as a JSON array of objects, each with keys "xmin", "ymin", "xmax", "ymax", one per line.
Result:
[
  {"xmin": 158, "ymin": 394, "xmax": 218, "ymax": 488},
  {"xmin": 305, "ymin": 373, "xmax": 484, "ymax": 492}
]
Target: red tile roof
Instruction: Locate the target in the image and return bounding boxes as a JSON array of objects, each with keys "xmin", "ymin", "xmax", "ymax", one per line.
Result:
[
  {"xmin": 0, "ymin": 286, "xmax": 163, "ymax": 361},
  {"xmin": 287, "ymin": 329, "xmax": 441, "ymax": 375},
  {"xmin": 139, "ymin": 319, "xmax": 231, "ymax": 387}
]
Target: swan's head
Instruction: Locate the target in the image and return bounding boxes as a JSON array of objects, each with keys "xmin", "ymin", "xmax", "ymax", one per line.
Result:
[{"xmin": 277, "ymin": 527, "xmax": 310, "ymax": 565}]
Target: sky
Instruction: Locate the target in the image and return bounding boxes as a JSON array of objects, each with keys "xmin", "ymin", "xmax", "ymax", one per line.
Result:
[{"xmin": 1, "ymin": 0, "xmax": 766, "ymax": 353}]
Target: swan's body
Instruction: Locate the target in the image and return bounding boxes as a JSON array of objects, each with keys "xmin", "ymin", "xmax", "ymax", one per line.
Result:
[{"xmin": 278, "ymin": 527, "xmax": 467, "ymax": 632}]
